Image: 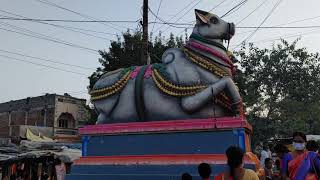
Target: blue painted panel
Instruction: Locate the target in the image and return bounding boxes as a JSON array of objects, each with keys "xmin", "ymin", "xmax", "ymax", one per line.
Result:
[
  {"xmin": 66, "ymin": 174, "xmax": 193, "ymax": 180},
  {"xmin": 86, "ymin": 129, "xmax": 245, "ymax": 156},
  {"xmin": 238, "ymin": 129, "xmax": 246, "ymax": 151},
  {"xmin": 67, "ymin": 164, "xmax": 256, "ymax": 180},
  {"xmin": 81, "ymin": 136, "xmax": 89, "ymax": 157}
]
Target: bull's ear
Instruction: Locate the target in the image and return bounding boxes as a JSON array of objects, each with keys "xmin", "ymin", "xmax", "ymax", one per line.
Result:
[{"xmin": 195, "ymin": 9, "xmax": 209, "ymax": 24}]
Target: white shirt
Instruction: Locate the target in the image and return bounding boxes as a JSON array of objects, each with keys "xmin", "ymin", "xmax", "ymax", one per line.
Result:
[{"xmin": 260, "ymin": 150, "xmax": 271, "ymax": 167}]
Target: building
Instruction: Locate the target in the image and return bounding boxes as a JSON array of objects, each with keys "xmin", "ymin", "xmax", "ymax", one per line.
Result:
[{"xmin": 0, "ymin": 94, "xmax": 88, "ymax": 139}]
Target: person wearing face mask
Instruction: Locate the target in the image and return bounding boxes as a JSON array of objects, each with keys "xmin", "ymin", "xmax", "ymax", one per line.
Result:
[{"xmin": 283, "ymin": 132, "xmax": 320, "ymax": 180}]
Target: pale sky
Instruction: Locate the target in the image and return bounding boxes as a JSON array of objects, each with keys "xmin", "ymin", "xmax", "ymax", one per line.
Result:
[{"xmin": 1, "ymin": 0, "xmax": 320, "ymax": 103}]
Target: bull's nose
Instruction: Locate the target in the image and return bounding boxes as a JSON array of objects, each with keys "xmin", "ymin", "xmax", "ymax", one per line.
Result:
[{"xmin": 229, "ymin": 23, "xmax": 235, "ymax": 36}]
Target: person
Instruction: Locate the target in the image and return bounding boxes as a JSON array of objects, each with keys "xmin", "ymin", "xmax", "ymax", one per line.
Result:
[
  {"xmin": 215, "ymin": 146, "xmax": 259, "ymax": 180},
  {"xmin": 281, "ymin": 132, "xmax": 320, "ymax": 179},
  {"xmin": 198, "ymin": 163, "xmax": 212, "ymax": 180},
  {"xmin": 55, "ymin": 159, "xmax": 66, "ymax": 180},
  {"xmin": 181, "ymin": 172, "xmax": 192, "ymax": 180},
  {"xmin": 260, "ymin": 144, "xmax": 271, "ymax": 168},
  {"xmin": 258, "ymin": 158, "xmax": 273, "ymax": 180},
  {"xmin": 306, "ymin": 140, "xmax": 319, "ymax": 152},
  {"xmin": 274, "ymin": 143, "xmax": 291, "ymax": 178}
]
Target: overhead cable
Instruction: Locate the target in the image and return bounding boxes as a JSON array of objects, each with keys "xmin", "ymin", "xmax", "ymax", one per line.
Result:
[
  {"xmin": 0, "ymin": 54, "xmax": 87, "ymax": 76},
  {"xmin": 234, "ymin": 0, "xmax": 283, "ymax": 49}
]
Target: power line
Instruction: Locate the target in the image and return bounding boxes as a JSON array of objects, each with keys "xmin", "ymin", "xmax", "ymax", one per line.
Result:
[
  {"xmin": 236, "ymin": 15, "xmax": 320, "ymax": 35},
  {"xmin": 237, "ymin": 26, "xmax": 320, "ymax": 29},
  {"xmin": 153, "ymin": 0, "xmax": 198, "ymax": 32},
  {"xmin": 0, "ymin": 23, "xmax": 97, "ymax": 53},
  {"xmin": 148, "ymin": 7, "xmax": 188, "ymax": 28},
  {"xmin": 0, "ymin": 54, "xmax": 87, "ymax": 76},
  {"xmin": 151, "ymin": 0, "xmax": 163, "ymax": 33},
  {"xmin": 0, "ymin": 17, "xmax": 139, "ymax": 23},
  {"xmin": 0, "ymin": 9, "xmax": 118, "ymax": 36},
  {"xmin": 0, "ymin": 49, "xmax": 96, "ymax": 70},
  {"xmin": 236, "ymin": 0, "xmax": 268, "ymax": 25},
  {"xmin": 0, "ymin": 14, "xmax": 115, "ymax": 41},
  {"xmin": 4, "ymin": 15, "xmax": 320, "ymax": 29},
  {"xmin": 161, "ymin": 0, "xmax": 202, "ymax": 33},
  {"xmin": 231, "ymin": 29, "xmax": 320, "ymax": 48},
  {"xmin": 234, "ymin": 0, "xmax": 283, "ymax": 49},
  {"xmin": 221, "ymin": 0, "xmax": 248, "ymax": 18},
  {"xmin": 209, "ymin": 0, "xmax": 229, "ymax": 12},
  {"xmin": 34, "ymin": 0, "xmax": 130, "ymax": 31}
]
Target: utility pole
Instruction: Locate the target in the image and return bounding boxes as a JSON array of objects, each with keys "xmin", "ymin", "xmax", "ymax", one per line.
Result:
[{"xmin": 142, "ymin": 0, "xmax": 149, "ymax": 65}]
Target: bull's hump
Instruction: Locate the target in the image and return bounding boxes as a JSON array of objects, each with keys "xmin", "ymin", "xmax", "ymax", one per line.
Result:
[
  {"xmin": 93, "ymin": 70, "xmax": 124, "ymax": 90},
  {"xmin": 162, "ymin": 48, "xmax": 185, "ymax": 64}
]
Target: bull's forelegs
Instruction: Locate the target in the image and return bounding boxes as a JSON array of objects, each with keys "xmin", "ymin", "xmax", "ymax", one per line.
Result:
[
  {"xmin": 96, "ymin": 113, "xmax": 110, "ymax": 124},
  {"xmin": 181, "ymin": 77, "xmax": 241, "ymax": 113}
]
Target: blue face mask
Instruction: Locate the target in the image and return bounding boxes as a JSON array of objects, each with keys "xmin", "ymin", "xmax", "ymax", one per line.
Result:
[{"xmin": 293, "ymin": 142, "xmax": 305, "ymax": 150}]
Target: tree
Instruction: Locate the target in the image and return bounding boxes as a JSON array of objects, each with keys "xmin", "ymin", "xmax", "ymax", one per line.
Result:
[
  {"xmin": 88, "ymin": 30, "xmax": 185, "ymax": 89},
  {"xmin": 83, "ymin": 104, "xmax": 98, "ymax": 125},
  {"xmin": 235, "ymin": 39, "xmax": 320, "ymax": 143}
]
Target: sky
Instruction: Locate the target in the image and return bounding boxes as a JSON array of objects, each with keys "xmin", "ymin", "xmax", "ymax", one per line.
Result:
[{"xmin": 1, "ymin": 0, "xmax": 320, "ymax": 103}]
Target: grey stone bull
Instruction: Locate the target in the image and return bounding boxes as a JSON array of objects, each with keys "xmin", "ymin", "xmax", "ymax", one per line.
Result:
[{"xmin": 90, "ymin": 9, "xmax": 241, "ymax": 124}]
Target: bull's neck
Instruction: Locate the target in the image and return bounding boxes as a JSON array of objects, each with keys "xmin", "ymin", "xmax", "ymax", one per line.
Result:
[{"xmin": 188, "ymin": 34, "xmax": 228, "ymax": 57}]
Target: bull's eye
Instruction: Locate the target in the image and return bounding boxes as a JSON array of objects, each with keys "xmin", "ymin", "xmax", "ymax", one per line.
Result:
[{"xmin": 210, "ymin": 17, "xmax": 219, "ymax": 24}]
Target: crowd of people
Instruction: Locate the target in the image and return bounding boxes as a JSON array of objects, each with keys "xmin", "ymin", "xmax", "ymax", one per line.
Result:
[{"xmin": 180, "ymin": 132, "xmax": 320, "ymax": 180}]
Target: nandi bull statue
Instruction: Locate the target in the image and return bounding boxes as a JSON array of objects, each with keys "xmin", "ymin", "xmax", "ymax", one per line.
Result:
[{"xmin": 90, "ymin": 9, "xmax": 242, "ymax": 124}]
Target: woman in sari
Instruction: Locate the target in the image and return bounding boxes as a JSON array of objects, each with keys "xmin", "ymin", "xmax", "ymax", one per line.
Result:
[{"xmin": 282, "ymin": 132, "xmax": 320, "ymax": 180}]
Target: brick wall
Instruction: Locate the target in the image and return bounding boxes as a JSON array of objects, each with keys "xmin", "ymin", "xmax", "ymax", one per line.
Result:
[
  {"xmin": 0, "ymin": 113, "xmax": 9, "ymax": 137},
  {"xmin": 11, "ymin": 111, "xmax": 25, "ymax": 126}
]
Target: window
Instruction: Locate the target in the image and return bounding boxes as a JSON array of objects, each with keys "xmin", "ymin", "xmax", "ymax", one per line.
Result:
[
  {"xmin": 59, "ymin": 119, "xmax": 68, "ymax": 128},
  {"xmin": 57, "ymin": 112, "xmax": 75, "ymax": 128}
]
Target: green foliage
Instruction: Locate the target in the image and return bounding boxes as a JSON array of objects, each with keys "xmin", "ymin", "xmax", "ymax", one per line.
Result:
[
  {"xmin": 83, "ymin": 104, "xmax": 98, "ymax": 125},
  {"xmin": 88, "ymin": 30, "xmax": 185, "ymax": 89},
  {"xmin": 235, "ymin": 39, "xmax": 320, "ymax": 144}
]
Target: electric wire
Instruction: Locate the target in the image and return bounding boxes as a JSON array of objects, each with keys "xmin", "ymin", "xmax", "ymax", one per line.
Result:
[
  {"xmin": 236, "ymin": 0, "xmax": 268, "ymax": 25},
  {"xmin": 153, "ymin": 0, "xmax": 198, "ymax": 32},
  {"xmin": 34, "ymin": 0, "xmax": 131, "ymax": 31},
  {"xmin": 0, "ymin": 20, "xmax": 98, "ymax": 52},
  {"xmin": 151, "ymin": 0, "xmax": 163, "ymax": 33},
  {"xmin": 0, "ymin": 48, "xmax": 96, "ymax": 70},
  {"xmin": 0, "ymin": 54, "xmax": 88, "ymax": 76},
  {"xmin": 221, "ymin": 0, "xmax": 248, "ymax": 18},
  {"xmin": 234, "ymin": 0, "xmax": 283, "ymax": 49},
  {"xmin": 161, "ymin": 0, "xmax": 202, "ymax": 33}
]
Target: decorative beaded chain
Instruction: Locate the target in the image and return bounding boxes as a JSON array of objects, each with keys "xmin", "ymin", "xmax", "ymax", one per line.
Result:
[
  {"xmin": 152, "ymin": 68, "xmax": 207, "ymax": 97},
  {"xmin": 90, "ymin": 70, "xmax": 132, "ymax": 101},
  {"xmin": 183, "ymin": 48, "xmax": 230, "ymax": 77}
]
